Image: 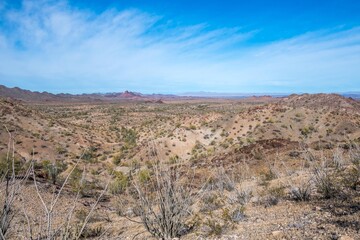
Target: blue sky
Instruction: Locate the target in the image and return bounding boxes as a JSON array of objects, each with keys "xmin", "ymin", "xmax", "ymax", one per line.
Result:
[{"xmin": 0, "ymin": 0, "xmax": 360, "ymax": 94}]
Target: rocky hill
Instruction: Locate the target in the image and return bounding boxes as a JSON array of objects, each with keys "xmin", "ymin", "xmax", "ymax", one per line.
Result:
[{"xmin": 280, "ymin": 93, "xmax": 360, "ymax": 112}]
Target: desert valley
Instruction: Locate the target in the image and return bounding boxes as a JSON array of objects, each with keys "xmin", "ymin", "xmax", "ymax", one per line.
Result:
[{"xmin": 0, "ymin": 85, "xmax": 359, "ymax": 239}]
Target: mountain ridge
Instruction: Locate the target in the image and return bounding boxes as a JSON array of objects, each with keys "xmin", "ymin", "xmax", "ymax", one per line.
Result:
[{"xmin": 1, "ymin": 84, "xmax": 360, "ymax": 103}]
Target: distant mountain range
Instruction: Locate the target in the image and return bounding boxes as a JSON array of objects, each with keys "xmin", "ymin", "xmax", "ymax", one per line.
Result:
[
  {"xmin": 180, "ymin": 91, "xmax": 360, "ymax": 99},
  {"xmin": 179, "ymin": 92, "xmax": 288, "ymax": 98},
  {"xmin": 0, "ymin": 85, "xmax": 188, "ymax": 102},
  {"xmin": 0, "ymin": 84, "xmax": 359, "ymax": 102},
  {"xmin": 341, "ymin": 92, "xmax": 360, "ymax": 99}
]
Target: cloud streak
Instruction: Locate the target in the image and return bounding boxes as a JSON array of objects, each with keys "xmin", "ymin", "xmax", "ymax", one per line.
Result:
[{"xmin": 0, "ymin": 0, "xmax": 359, "ymax": 93}]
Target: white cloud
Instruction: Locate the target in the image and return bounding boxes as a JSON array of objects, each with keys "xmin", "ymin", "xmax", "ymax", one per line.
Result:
[{"xmin": 0, "ymin": 0, "xmax": 359, "ymax": 93}]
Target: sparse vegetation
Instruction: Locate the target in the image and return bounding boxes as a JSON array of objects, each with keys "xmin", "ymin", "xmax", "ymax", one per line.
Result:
[{"xmin": 1, "ymin": 92, "xmax": 360, "ymax": 239}]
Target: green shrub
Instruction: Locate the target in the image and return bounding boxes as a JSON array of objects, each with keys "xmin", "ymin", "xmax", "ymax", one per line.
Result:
[
  {"xmin": 0, "ymin": 154, "xmax": 24, "ymax": 178},
  {"xmin": 112, "ymin": 153, "xmax": 124, "ymax": 165},
  {"xmin": 110, "ymin": 171, "xmax": 129, "ymax": 194},
  {"xmin": 138, "ymin": 169, "xmax": 151, "ymax": 184},
  {"xmin": 56, "ymin": 146, "xmax": 67, "ymax": 155},
  {"xmin": 168, "ymin": 155, "xmax": 180, "ymax": 164},
  {"xmin": 121, "ymin": 127, "xmax": 137, "ymax": 149},
  {"xmin": 68, "ymin": 166, "xmax": 96, "ymax": 196},
  {"xmin": 83, "ymin": 147, "xmax": 97, "ymax": 162},
  {"xmin": 41, "ymin": 160, "xmax": 67, "ymax": 184},
  {"xmin": 189, "ymin": 125, "xmax": 196, "ymax": 130}
]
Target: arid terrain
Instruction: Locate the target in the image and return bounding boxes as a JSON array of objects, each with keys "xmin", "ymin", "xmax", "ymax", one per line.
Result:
[{"xmin": 0, "ymin": 86, "xmax": 359, "ymax": 239}]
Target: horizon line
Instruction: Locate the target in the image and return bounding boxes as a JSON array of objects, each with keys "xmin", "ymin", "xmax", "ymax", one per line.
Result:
[{"xmin": 1, "ymin": 84, "xmax": 360, "ymax": 97}]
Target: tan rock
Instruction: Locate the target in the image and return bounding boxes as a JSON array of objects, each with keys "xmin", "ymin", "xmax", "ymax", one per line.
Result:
[
  {"xmin": 115, "ymin": 166, "xmax": 131, "ymax": 175},
  {"xmin": 339, "ymin": 236, "xmax": 354, "ymax": 240},
  {"xmin": 271, "ymin": 230, "xmax": 283, "ymax": 238}
]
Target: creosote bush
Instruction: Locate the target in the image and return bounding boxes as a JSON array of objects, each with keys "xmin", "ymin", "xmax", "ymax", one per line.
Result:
[
  {"xmin": 112, "ymin": 152, "xmax": 123, "ymax": 165},
  {"xmin": 41, "ymin": 160, "xmax": 67, "ymax": 185},
  {"xmin": 68, "ymin": 165, "xmax": 98, "ymax": 197},
  {"xmin": 110, "ymin": 171, "xmax": 129, "ymax": 194},
  {"xmin": 137, "ymin": 169, "xmax": 151, "ymax": 183}
]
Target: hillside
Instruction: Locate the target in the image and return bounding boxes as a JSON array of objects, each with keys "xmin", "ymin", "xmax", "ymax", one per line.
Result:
[
  {"xmin": 280, "ymin": 93, "xmax": 360, "ymax": 111},
  {"xmin": 1, "ymin": 92, "xmax": 359, "ymax": 171},
  {"xmin": 0, "ymin": 93, "xmax": 359, "ymax": 239}
]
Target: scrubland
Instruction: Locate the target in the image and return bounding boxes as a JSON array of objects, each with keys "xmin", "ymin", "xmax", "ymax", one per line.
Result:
[{"xmin": 0, "ymin": 94, "xmax": 359, "ymax": 239}]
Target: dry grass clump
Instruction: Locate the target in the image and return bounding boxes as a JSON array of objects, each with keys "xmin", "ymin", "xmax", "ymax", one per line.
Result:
[
  {"xmin": 195, "ymin": 167, "xmax": 250, "ymax": 238},
  {"xmin": 309, "ymin": 146, "xmax": 359, "ymax": 199},
  {"xmin": 313, "ymin": 161, "xmax": 341, "ymax": 199},
  {"xmin": 287, "ymin": 146, "xmax": 360, "ymax": 201},
  {"xmin": 204, "ymin": 167, "xmax": 235, "ymax": 192},
  {"xmin": 289, "ymin": 177, "xmax": 312, "ymax": 201},
  {"xmin": 343, "ymin": 146, "xmax": 360, "ymax": 190}
]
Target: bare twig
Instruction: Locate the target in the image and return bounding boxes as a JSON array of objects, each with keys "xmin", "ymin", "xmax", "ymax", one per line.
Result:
[{"xmin": 77, "ymin": 178, "xmax": 110, "ymax": 239}]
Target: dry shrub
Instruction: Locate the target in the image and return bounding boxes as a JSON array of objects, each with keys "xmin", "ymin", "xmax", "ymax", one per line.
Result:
[
  {"xmin": 227, "ymin": 186, "xmax": 253, "ymax": 205},
  {"xmin": 132, "ymin": 162, "xmax": 201, "ymax": 239},
  {"xmin": 204, "ymin": 167, "xmax": 235, "ymax": 192},
  {"xmin": 200, "ymin": 192, "xmax": 225, "ymax": 212},
  {"xmin": 259, "ymin": 185, "xmax": 285, "ymax": 207},
  {"xmin": 1, "ymin": 130, "xmax": 31, "ymax": 240},
  {"xmin": 342, "ymin": 146, "xmax": 360, "ymax": 190},
  {"xmin": 313, "ymin": 161, "xmax": 341, "ymax": 199},
  {"xmin": 289, "ymin": 177, "xmax": 312, "ymax": 201}
]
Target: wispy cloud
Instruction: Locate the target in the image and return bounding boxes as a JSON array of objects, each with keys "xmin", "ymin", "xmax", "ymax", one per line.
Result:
[{"xmin": 0, "ymin": 0, "xmax": 359, "ymax": 93}]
